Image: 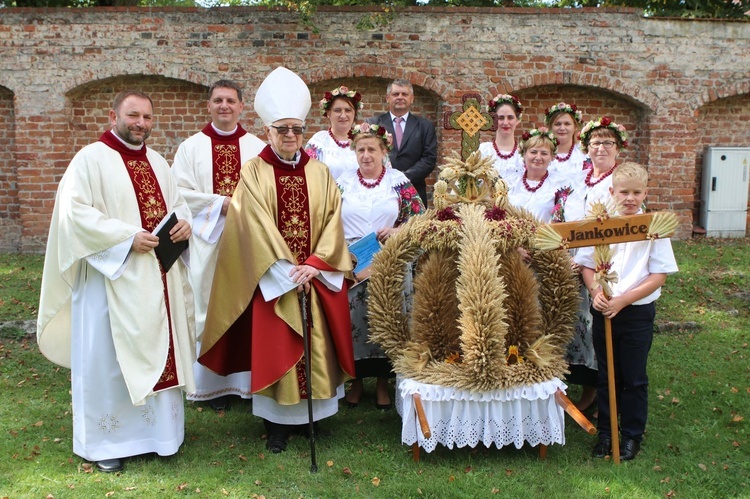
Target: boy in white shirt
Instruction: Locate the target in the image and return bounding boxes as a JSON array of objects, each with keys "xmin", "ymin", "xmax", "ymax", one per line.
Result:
[{"xmin": 575, "ymin": 162, "xmax": 678, "ymax": 461}]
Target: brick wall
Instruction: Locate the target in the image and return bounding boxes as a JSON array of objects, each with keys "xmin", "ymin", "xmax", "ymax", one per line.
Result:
[{"xmin": 0, "ymin": 7, "xmax": 749, "ymax": 251}]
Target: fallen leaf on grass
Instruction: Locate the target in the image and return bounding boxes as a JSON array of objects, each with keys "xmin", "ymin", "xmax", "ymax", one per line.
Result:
[
  {"xmin": 698, "ymin": 463, "xmax": 707, "ymax": 471},
  {"xmin": 254, "ymin": 480, "xmax": 261, "ymax": 485},
  {"xmin": 505, "ymin": 469, "xmax": 513, "ymax": 476},
  {"xmin": 465, "ymin": 466, "xmax": 472, "ymax": 473},
  {"xmin": 653, "ymin": 466, "xmax": 662, "ymax": 471},
  {"xmin": 222, "ymin": 489, "xmax": 229, "ymax": 496},
  {"xmin": 730, "ymin": 387, "xmax": 739, "ymax": 393},
  {"xmin": 732, "ymin": 415, "xmax": 744, "ymax": 422},
  {"xmin": 238, "ymin": 454, "xmax": 247, "ymax": 461},
  {"xmin": 176, "ymin": 482, "xmax": 188, "ymax": 491},
  {"xmin": 371, "ymin": 477, "xmax": 380, "ymax": 486},
  {"xmin": 448, "ymin": 475, "xmax": 455, "ymax": 482},
  {"xmin": 492, "ymin": 488, "xmax": 500, "ymax": 494},
  {"xmin": 46, "ymin": 495, "xmax": 54, "ymax": 499},
  {"xmin": 123, "ymin": 487, "xmax": 136, "ymax": 491},
  {"xmin": 327, "ymin": 460, "xmax": 334, "ymax": 467},
  {"xmin": 105, "ymin": 492, "xmax": 114, "ymax": 497},
  {"xmin": 732, "ymin": 441, "xmax": 740, "ymax": 447},
  {"xmin": 33, "ymin": 421, "xmax": 43, "ymax": 427},
  {"xmin": 342, "ymin": 467, "xmax": 352, "ymax": 475},
  {"xmin": 671, "ymin": 397, "xmax": 680, "ymax": 404}
]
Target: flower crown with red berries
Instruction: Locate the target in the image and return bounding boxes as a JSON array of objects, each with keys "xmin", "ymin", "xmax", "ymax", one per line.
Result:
[
  {"xmin": 544, "ymin": 102, "xmax": 583, "ymax": 126},
  {"xmin": 579, "ymin": 116, "xmax": 628, "ymax": 152},
  {"xmin": 319, "ymin": 86, "xmax": 364, "ymax": 116},
  {"xmin": 520, "ymin": 126, "xmax": 558, "ymax": 153},
  {"xmin": 348, "ymin": 122, "xmax": 393, "ymax": 152},
  {"xmin": 487, "ymin": 94, "xmax": 523, "ymax": 118}
]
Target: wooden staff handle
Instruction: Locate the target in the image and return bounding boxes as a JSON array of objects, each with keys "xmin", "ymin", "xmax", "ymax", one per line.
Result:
[
  {"xmin": 413, "ymin": 393, "xmax": 432, "ymax": 439},
  {"xmin": 605, "ymin": 316, "xmax": 621, "ymax": 464},
  {"xmin": 555, "ymin": 389, "xmax": 596, "ymax": 435}
]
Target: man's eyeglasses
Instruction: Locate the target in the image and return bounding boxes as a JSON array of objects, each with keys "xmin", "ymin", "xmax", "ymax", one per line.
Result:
[
  {"xmin": 588, "ymin": 140, "xmax": 617, "ymax": 149},
  {"xmin": 269, "ymin": 124, "xmax": 306, "ymax": 135}
]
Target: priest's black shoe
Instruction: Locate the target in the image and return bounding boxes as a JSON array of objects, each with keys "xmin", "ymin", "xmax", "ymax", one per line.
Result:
[
  {"xmin": 620, "ymin": 437, "xmax": 641, "ymax": 461},
  {"xmin": 209, "ymin": 395, "xmax": 231, "ymax": 412},
  {"xmin": 95, "ymin": 458, "xmax": 123, "ymax": 473},
  {"xmin": 266, "ymin": 433, "xmax": 288, "ymax": 454},
  {"xmin": 591, "ymin": 436, "xmax": 611, "ymax": 458}
]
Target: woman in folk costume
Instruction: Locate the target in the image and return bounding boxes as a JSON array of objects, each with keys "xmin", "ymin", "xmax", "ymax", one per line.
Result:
[
  {"xmin": 36, "ymin": 90, "xmax": 195, "ymax": 473},
  {"xmin": 505, "ymin": 126, "xmax": 567, "ymax": 224},
  {"xmin": 545, "ymin": 101, "xmax": 587, "ymax": 178},
  {"xmin": 553, "ymin": 117, "xmax": 630, "ymax": 416},
  {"xmin": 478, "ymin": 93, "xmax": 525, "ymax": 178},
  {"xmin": 304, "ymin": 85, "xmax": 363, "ymax": 181},
  {"xmin": 338, "ymin": 122, "xmax": 425, "ymax": 410},
  {"xmin": 198, "ymin": 67, "xmax": 355, "ymax": 454}
]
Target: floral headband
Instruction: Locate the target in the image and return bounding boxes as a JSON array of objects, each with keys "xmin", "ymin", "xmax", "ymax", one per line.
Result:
[
  {"xmin": 544, "ymin": 102, "xmax": 583, "ymax": 126},
  {"xmin": 578, "ymin": 116, "xmax": 628, "ymax": 151},
  {"xmin": 348, "ymin": 122, "xmax": 393, "ymax": 152},
  {"xmin": 487, "ymin": 94, "xmax": 523, "ymax": 118},
  {"xmin": 319, "ymin": 86, "xmax": 364, "ymax": 116},
  {"xmin": 520, "ymin": 126, "xmax": 558, "ymax": 152}
]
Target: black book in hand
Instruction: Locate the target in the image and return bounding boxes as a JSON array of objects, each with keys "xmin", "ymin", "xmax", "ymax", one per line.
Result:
[{"xmin": 153, "ymin": 212, "xmax": 189, "ymax": 272}]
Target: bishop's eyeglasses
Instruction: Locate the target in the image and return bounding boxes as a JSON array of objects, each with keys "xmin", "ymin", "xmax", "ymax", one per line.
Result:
[{"xmin": 269, "ymin": 124, "xmax": 306, "ymax": 135}]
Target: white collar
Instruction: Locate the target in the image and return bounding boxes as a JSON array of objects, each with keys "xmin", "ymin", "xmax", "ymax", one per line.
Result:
[
  {"xmin": 211, "ymin": 123, "xmax": 238, "ymax": 136},
  {"xmin": 110, "ymin": 130, "xmax": 145, "ymax": 151}
]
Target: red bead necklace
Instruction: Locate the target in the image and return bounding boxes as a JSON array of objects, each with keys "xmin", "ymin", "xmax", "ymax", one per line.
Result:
[
  {"xmin": 493, "ymin": 140, "xmax": 517, "ymax": 160},
  {"xmin": 585, "ymin": 163, "xmax": 617, "ymax": 187},
  {"xmin": 357, "ymin": 167, "xmax": 386, "ymax": 189},
  {"xmin": 522, "ymin": 169, "xmax": 549, "ymax": 193},
  {"xmin": 555, "ymin": 146, "xmax": 574, "ymax": 163},
  {"xmin": 328, "ymin": 129, "xmax": 350, "ymax": 149}
]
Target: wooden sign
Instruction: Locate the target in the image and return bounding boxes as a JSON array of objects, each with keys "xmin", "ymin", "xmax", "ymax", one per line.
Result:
[{"xmin": 535, "ymin": 212, "xmax": 678, "ymax": 250}]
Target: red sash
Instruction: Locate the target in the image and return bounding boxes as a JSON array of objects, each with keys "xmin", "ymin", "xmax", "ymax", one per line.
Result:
[
  {"xmin": 201, "ymin": 123, "xmax": 247, "ymax": 196},
  {"xmin": 98, "ymin": 131, "xmax": 179, "ymax": 392}
]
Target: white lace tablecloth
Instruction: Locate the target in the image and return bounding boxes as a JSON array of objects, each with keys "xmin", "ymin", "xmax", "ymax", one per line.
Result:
[{"xmin": 396, "ymin": 376, "xmax": 567, "ymax": 453}]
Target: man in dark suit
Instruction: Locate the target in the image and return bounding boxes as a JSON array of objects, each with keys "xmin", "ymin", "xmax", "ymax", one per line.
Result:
[{"xmin": 369, "ymin": 79, "xmax": 437, "ymax": 205}]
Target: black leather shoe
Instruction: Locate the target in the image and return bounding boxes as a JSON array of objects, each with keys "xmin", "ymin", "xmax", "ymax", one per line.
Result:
[
  {"xmin": 209, "ymin": 395, "xmax": 231, "ymax": 412},
  {"xmin": 620, "ymin": 437, "xmax": 641, "ymax": 461},
  {"xmin": 95, "ymin": 458, "xmax": 123, "ymax": 473},
  {"xmin": 266, "ymin": 432, "xmax": 288, "ymax": 454},
  {"xmin": 591, "ymin": 436, "xmax": 612, "ymax": 458}
]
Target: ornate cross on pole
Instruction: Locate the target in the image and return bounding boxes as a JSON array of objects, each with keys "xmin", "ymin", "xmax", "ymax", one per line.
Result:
[
  {"xmin": 535, "ymin": 207, "xmax": 678, "ymax": 465},
  {"xmin": 443, "ymin": 93, "xmax": 496, "ymax": 160}
]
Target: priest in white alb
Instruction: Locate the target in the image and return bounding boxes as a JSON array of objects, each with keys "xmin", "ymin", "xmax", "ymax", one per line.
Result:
[
  {"xmin": 172, "ymin": 79, "xmax": 265, "ymax": 411},
  {"xmin": 37, "ymin": 90, "xmax": 196, "ymax": 473}
]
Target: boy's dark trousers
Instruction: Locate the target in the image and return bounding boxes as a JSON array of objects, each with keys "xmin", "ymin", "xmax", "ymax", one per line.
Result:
[{"xmin": 591, "ymin": 302, "xmax": 656, "ymax": 443}]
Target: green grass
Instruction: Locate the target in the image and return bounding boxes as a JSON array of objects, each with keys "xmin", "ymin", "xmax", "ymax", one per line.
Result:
[
  {"xmin": 0, "ymin": 253, "xmax": 43, "ymax": 323},
  {"xmin": 1, "ymin": 238, "xmax": 748, "ymax": 497}
]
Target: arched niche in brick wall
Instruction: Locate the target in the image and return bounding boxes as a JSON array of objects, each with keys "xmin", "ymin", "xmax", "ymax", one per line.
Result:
[
  {"xmin": 65, "ymin": 75, "xmax": 209, "ymax": 166},
  {"xmin": 511, "ymin": 84, "xmax": 651, "ymax": 166},
  {"xmin": 693, "ymin": 92, "xmax": 750, "ymax": 225},
  {"xmin": 0, "ymin": 84, "xmax": 20, "ymax": 252}
]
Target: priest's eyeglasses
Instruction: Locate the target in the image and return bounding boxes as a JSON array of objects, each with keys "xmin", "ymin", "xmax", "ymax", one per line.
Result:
[
  {"xmin": 588, "ymin": 140, "xmax": 617, "ymax": 149},
  {"xmin": 269, "ymin": 125, "xmax": 306, "ymax": 135}
]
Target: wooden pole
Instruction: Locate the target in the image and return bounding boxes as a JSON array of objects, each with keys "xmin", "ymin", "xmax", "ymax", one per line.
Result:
[
  {"xmin": 555, "ymin": 390, "xmax": 596, "ymax": 435},
  {"xmin": 604, "ymin": 316, "xmax": 620, "ymax": 464}
]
